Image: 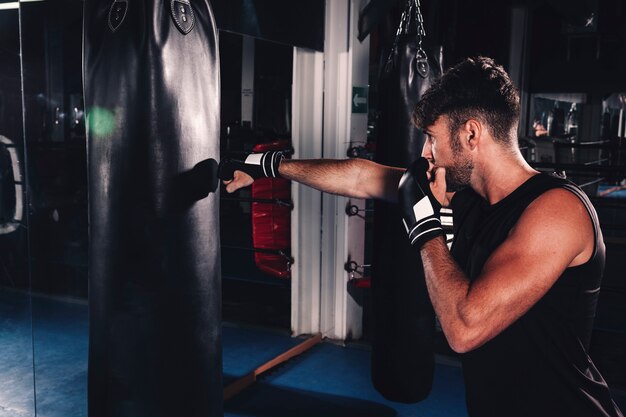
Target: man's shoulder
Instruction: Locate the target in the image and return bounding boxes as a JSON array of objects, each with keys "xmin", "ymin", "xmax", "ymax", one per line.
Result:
[
  {"xmin": 525, "ymin": 173, "xmax": 592, "ymax": 220},
  {"xmin": 528, "ymin": 172, "xmax": 582, "ymax": 194},
  {"xmin": 529, "ymin": 186, "xmax": 587, "ymax": 213}
]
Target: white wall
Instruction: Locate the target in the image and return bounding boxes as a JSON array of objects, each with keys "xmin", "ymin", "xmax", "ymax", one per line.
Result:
[{"xmin": 291, "ymin": 0, "xmax": 370, "ymax": 341}]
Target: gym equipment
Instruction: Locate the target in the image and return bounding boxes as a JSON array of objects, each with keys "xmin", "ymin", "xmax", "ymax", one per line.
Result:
[
  {"xmin": 219, "ymin": 140, "xmax": 292, "ymax": 279},
  {"xmin": 0, "ymin": 136, "xmax": 23, "ymax": 235},
  {"xmin": 398, "ymin": 157, "xmax": 444, "ymax": 248},
  {"xmin": 218, "ymin": 150, "xmax": 285, "ymax": 181},
  {"xmin": 371, "ymin": 0, "xmax": 443, "ymax": 403},
  {"xmin": 84, "ymin": 1, "xmax": 222, "ymax": 415},
  {"xmin": 250, "ymin": 142, "xmax": 292, "ymax": 279}
]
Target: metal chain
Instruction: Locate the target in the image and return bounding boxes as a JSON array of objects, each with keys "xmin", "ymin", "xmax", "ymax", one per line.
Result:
[
  {"xmin": 385, "ymin": 0, "xmax": 428, "ymax": 73},
  {"xmin": 403, "ymin": 1, "xmax": 414, "ymax": 35},
  {"xmin": 414, "ymin": 0, "xmax": 426, "ymax": 53},
  {"xmin": 413, "ymin": 0, "xmax": 429, "ymax": 76},
  {"xmin": 385, "ymin": 0, "xmax": 412, "ymax": 72}
]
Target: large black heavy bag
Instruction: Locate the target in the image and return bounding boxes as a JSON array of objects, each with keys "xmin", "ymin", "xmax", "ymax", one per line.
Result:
[
  {"xmin": 84, "ymin": 1, "xmax": 221, "ymax": 416},
  {"xmin": 372, "ymin": 38, "xmax": 443, "ymax": 403}
]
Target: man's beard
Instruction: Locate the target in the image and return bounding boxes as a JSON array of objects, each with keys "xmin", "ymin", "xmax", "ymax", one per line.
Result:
[{"xmin": 445, "ymin": 137, "xmax": 474, "ymax": 192}]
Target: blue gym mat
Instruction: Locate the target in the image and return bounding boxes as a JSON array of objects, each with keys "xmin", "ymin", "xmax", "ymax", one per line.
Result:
[
  {"xmin": 224, "ymin": 341, "xmax": 468, "ymax": 417},
  {"xmin": 598, "ymin": 184, "xmax": 626, "ymax": 199},
  {"xmin": 2, "ymin": 291, "xmax": 624, "ymax": 417},
  {"xmin": 0, "ymin": 289, "xmax": 36, "ymax": 417}
]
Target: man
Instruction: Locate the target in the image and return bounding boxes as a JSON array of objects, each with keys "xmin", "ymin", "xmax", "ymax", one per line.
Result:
[{"xmin": 220, "ymin": 57, "xmax": 623, "ymax": 417}]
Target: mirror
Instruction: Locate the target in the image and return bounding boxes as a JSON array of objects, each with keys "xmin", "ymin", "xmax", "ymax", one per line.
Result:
[
  {"xmin": 528, "ymin": 93, "xmax": 586, "ymax": 140},
  {"xmin": 219, "ymin": 31, "xmax": 294, "ymax": 329},
  {"xmin": 0, "ymin": 1, "xmax": 35, "ymax": 416},
  {"xmin": 598, "ymin": 93, "xmax": 626, "ymax": 199},
  {"xmin": 212, "ymin": 0, "xmax": 325, "ymax": 51},
  {"xmin": 602, "ymin": 93, "xmax": 626, "ymax": 140},
  {"xmin": 19, "ymin": 0, "xmax": 89, "ymax": 415}
]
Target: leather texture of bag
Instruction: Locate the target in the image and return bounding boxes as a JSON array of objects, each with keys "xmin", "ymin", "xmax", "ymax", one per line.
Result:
[
  {"xmin": 84, "ymin": 0, "xmax": 222, "ymax": 415},
  {"xmin": 372, "ymin": 36, "xmax": 443, "ymax": 403}
]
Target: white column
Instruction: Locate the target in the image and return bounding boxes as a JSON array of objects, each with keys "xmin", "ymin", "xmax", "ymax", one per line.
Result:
[
  {"xmin": 344, "ymin": 0, "xmax": 370, "ymax": 340},
  {"xmin": 290, "ymin": 0, "xmax": 370, "ymax": 341},
  {"xmin": 290, "ymin": 47, "xmax": 324, "ymax": 336},
  {"xmin": 319, "ymin": 0, "xmax": 370, "ymax": 341}
]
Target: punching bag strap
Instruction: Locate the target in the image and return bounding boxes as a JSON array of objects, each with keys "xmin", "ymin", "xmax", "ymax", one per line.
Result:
[{"xmin": 385, "ymin": 0, "xmax": 429, "ymax": 78}]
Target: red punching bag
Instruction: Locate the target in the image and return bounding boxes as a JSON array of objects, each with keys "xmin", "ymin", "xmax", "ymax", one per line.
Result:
[
  {"xmin": 251, "ymin": 141, "xmax": 292, "ymax": 279},
  {"xmin": 84, "ymin": 1, "xmax": 222, "ymax": 416}
]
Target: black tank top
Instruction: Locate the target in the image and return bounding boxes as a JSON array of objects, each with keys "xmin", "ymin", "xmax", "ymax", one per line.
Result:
[{"xmin": 450, "ymin": 173, "xmax": 623, "ymax": 417}]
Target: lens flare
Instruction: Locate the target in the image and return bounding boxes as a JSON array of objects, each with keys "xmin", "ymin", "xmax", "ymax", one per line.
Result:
[{"xmin": 87, "ymin": 107, "xmax": 115, "ymax": 137}]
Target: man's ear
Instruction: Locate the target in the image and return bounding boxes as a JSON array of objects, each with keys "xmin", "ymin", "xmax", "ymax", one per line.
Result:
[{"xmin": 462, "ymin": 119, "xmax": 481, "ymax": 151}]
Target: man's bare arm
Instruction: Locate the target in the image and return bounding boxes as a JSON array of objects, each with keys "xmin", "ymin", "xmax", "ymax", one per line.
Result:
[
  {"xmin": 420, "ymin": 188, "xmax": 594, "ymax": 353},
  {"xmin": 224, "ymin": 158, "xmax": 404, "ymax": 202}
]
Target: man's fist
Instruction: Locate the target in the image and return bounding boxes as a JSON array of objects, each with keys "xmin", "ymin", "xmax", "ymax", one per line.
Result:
[
  {"xmin": 218, "ymin": 151, "xmax": 284, "ymax": 181},
  {"xmin": 218, "ymin": 150, "xmax": 284, "ymax": 193},
  {"xmin": 222, "ymin": 170, "xmax": 254, "ymax": 193},
  {"xmin": 398, "ymin": 157, "xmax": 445, "ymax": 247}
]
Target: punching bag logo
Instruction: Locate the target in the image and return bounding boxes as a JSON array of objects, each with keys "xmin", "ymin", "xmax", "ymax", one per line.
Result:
[
  {"xmin": 170, "ymin": 0, "xmax": 195, "ymax": 35},
  {"xmin": 415, "ymin": 49, "xmax": 429, "ymax": 79},
  {"xmin": 108, "ymin": 0, "xmax": 128, "ymax": 32}
]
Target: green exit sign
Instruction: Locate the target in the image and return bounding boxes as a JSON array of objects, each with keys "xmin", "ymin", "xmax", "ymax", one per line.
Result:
[{"xmin": 352, "ymin": 86, "xmax": 368, "ymax": 114}]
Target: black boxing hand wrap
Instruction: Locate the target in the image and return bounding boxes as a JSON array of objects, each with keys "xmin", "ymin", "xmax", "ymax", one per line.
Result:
[
  {"xmin": 218, "ymin": 150, "xmax": 284, "ymax": 181},
  {"xmin": 398, "ymin": 157, "xmax": 445, "ymax": 247}
]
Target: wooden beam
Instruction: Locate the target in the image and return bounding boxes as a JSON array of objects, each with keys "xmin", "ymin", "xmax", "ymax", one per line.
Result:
[{"xmin": 224, "ymin": 333, "xmax": 323, "ymax": 401}]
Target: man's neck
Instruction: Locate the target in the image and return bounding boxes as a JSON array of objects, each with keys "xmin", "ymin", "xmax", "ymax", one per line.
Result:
[{"xmin": 471, "ymin": 149, "xmax": 538, "ymax": 205}]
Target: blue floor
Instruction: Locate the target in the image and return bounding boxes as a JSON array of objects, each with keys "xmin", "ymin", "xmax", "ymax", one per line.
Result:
[
  {"xmin": 0, "ymin": 290, "xmax": 35, "ymax": 417},
  {"xmin": 598, "ymin": 184, "xmax": 626, "ymax": 199},
  {"xmin": 31, "ymin": 296, "xmax": 88, "ymax": 417},
  {"xmin": 224, "ymin": 340, "xmax": 467, "ymax": 417},
  {"xmin": 1, "ymin": 291, "xmax": 624, "ymax": 417}
]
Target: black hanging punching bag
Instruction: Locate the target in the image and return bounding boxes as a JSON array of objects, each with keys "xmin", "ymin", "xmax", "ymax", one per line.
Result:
[
  {"xmin": 84, "ymin": 1, "xmax": 221, "ymax": 416},
  {"xmin": 371, "ymin": 35, "xmax": 443, "ymax": 402}
]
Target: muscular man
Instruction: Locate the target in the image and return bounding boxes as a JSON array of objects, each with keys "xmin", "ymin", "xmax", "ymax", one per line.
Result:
[{"xmin": 220, "ymin": 57, "xmax": 623, "ymax": 417}]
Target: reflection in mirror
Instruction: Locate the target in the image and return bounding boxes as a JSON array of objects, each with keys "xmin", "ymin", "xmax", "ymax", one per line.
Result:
[
  {"xmin": 526, "ymin": 92, "xmax": 626, "ymax": 199},
  {"xmin": 528, "ymin": 93, "xmax": 586, "ymax": 140},
  {"xmin": 212, "ymin": 0, "xmax": 325, "ymax": 51},
  {"xmin": 602, "ymin": 93, "xmax": 626, "ymax": 140},
  {"xmin": 219, "ymin": 32, "xmax": 294, "ymax": 329},
  {"xmin": 599, "ymin": 93, "xmax": 626, "ymax": 199},
  {"xmin": 0, "ymin": 136, "xmax": 21, "ymax": 233},
  {"xmin": 0, "ymin": 1, "xmax": 35, "ymax": 416},
  {"xmin": 20, "ymin": 0, "xmax": 88, "ymax": 415}
]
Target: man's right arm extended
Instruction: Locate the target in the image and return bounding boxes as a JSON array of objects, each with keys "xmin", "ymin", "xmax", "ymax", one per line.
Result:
[{"xmin": 221, "ymin": 154, "xmax": 404, "ymax": 203}]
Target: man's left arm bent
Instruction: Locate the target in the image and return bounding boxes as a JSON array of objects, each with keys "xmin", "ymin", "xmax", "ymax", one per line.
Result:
[{"xmin": 419, "ymin": 188, "xmax": 594, "ymax": 353}]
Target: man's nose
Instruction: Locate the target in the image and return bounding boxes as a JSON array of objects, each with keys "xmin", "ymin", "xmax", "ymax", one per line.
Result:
[{"xmin": 421, "ymin": 139, "xmax": 432, "ymax": 159}]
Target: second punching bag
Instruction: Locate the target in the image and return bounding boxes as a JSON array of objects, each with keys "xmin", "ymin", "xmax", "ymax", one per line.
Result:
[
  {"xmin": 84, "ymin": 1, "xmax": 221, "ymax": 416},
  {"xmin": 371, "ymin": 12, "xmax": 443, "ymax": 403}
]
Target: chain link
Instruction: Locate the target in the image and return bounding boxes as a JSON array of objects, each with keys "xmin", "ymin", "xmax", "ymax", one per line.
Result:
[
  {"xmin": 385, "ymin": 0, "xmax": 428, "ymax": 73},
  {"xmin": 385, "ymin": 1, "xmax": 410, "ymax": 71},
  {"xmin": 414, "ymin": 0, "xmax": 426, "ymax": 53}
]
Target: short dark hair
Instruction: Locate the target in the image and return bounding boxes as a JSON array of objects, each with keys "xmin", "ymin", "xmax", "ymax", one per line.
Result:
[{"xmin": 413, "ymin": 56, "xmax": 520, "ymax": 145}]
